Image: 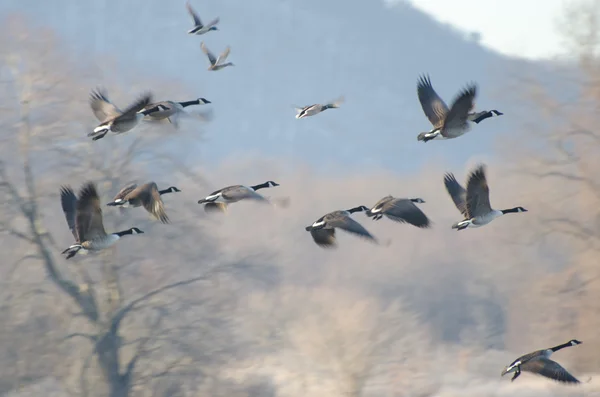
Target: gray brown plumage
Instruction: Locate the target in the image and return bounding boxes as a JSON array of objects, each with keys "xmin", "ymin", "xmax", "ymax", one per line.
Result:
[{"xmin": 106, "ymin": 182, "xmax": 181, "ymax": 224}]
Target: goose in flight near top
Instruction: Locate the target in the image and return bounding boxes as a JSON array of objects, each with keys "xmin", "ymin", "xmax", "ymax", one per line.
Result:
[
  {"xmin": 295, "ymin": 96, "xmax": 344, "ymax": 119},
  {"xmin": 444, "ymin": 164, "xmax": 527, "ymax": 230},
  {"xmin": 60, "ymin": 182, "xmax": 144, "ymax": 259},
  {"xmin": 88, "ymin": 88, "xmax": 155, "ymax": 141},
  {"xmin": 305, "ymin": 205, "xmax": 377, "ymax": 248},
  {"xmin": 140, "ymin": 98, "xmax": 212, "ymax": 128},
  {"xmin": 416, "ymin": 74, "xmax": 503, "ymax": 143},
  {"xmin": 501, "ymin": 339, "xmax": 582, "ymax": 384},
  {"xmin": 186, "ymin": 0, "xmax": 219, "ymax": 35}
]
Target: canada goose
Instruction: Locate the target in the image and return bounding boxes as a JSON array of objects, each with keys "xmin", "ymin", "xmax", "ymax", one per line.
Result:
[
  {"xmin": 366, "ymin": 196, "xmax": 431, "ymax": 228},
  {"xmin": 88, "ymin": 88, "xmax": 155, "ymax": 141},
  {"xmin": 197, "ymin": 181, "xmax": 279, "ymax": 211},
  {"xmin": 106, "ymin": 182, "xmax": 181, "ymax": 224},
  {"xmin": 60, "ymin": 182, "xmax": 144, "ymax": 259},
  {"xmin": 416, "ymin": 75, "xmax": 503, "ymax": 143},
  {"xmin": 201, "ymin": 42, "xmax": 234, "ymax": 71},
  {"xmin": 140, "ymin": 98, "xmax": 212, "ymax": 127},
  {"xmin": 295, "ymin": 96, "xmax": 344, "ymax": 119},
  {"xmin": 305, "ymin": 206, "xmax": 377, "ymax": 248},
  {"xmin": 186, "ymin": 0, "xmax": 219, "ymax": 35},
  {"xmin": 501, "ymin": 340, "xmax": 582, "ymax": 383},
  {"xmin": 444, "ymin": 164, "xmax": 527, "ymax": 230}
]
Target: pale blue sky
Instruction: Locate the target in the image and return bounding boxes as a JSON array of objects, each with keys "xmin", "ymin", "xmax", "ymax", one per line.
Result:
[{"xmin": 408, "ymin": 0, "xmax": 566, "ymax": 60}]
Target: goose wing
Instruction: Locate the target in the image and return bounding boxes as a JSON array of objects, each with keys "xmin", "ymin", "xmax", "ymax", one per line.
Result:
[
  {"xmin": 417, "ymin": 74, "xmax": 449, "ymax": 128},
  {"xmin": 201, "ymin": 42, "xmax": 217, "ymax": 65},
  {"xmin": 112, "ymin": 183, "xmax": 138, "ymax": 202},
  {"xmin": 138, "ymin": 182, "xmax": 170, "ymax": 224},
  {"xmin": 90, "ymin": 88, "xmax": 122, "ymax": 122},
  {"xmin": 383, "ymin": 199, "xmax": 431, "ymax": 228},
  {"xmin": 204, "ymin": 202, "xmax": 227, "ymax": 214},
  {"xmin": 441, "ymin": 84, "xmax": 476, "ymax": 137},
  {"xmin": 465, "ymin": 164, "xmax": 493, "ymax": 218},
  {"xmin": 522, "ymin": 358, "xmax": 580, "ymax": 383},
  {"xmin": 118, "ymin": 92, "xmax": 153, "ymax": 119},
  {"xmin": 203, "ymin": 17, "xmax": 220, "ymax": 29},
  {"xmin": 186, "ymin": 0, "xmax": 203, "ymax": 27},
  {"xmin": 444, "ymin": 173, "xmax": 468, "ymax": 217},
  {"xmin": 216, "ymin": 46, "xmax": 231, "ymax": 64},
  {"xmin": 310, "ymin": 228, "xmax": 337, "ymax": 248},
  {"xmin": 75, "ymin": 182, "xmax": 106, "ymax": 242},
  {"xmin": 222, "ymin": 185, "xmax": 267, "ymax": 201},
  {"xmin": 60, "ymin": 186, "xmax": 79, "ymax": 241},
  {"xmin": 326, "ymin": 213, "xmax": 377, "ymax": 242}
]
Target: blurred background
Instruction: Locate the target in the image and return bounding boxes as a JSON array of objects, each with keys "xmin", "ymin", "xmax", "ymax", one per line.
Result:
[{"xmin": 1, "ymin": 0, "xmax": 600, "ymax": 396}]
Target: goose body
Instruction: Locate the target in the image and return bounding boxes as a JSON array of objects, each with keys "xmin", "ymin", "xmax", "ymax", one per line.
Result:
[
  {"xmin": 416, "ymin": 75, "xmax": 503, "ymax": 143},
  {"xmin": 295, "ymin": 96, "xmax": 344, "ymax": 119},
  {"xmin": 140, "ymin": 98, "xmax": 211, "ymax": 128},
  {"xmin": 444, "ymin": 164, "xmax": 527, "ymax": 230},
  {"xmin": 88, "ymin": 88, "xmax": 155, "ymax": 141},
  {"xmin": 305, "ymin": 206, "xmax": 376, "ymax": 248},
  {"xmin": 201, "ymin": 42, "xmax": 234, "ymax": 71},
  {"xmin": 186, "ymin": 0, "xmax": 219, "ymax": 35},
  {"xmin": 60, "ymin": 182, "xmax": 144, "ymax": 259},
  {"xmin": 366, "ymin": 196, "xmax": 431, "ymax": 228},
  {"xmin": 197, "ymin": 181, "xmax": 279, "ymax": 212},
  {"xmin": 501, "ymin": 340, "xmax": 582, "ymax": 383},
  {"xmin": 106, "ymin": 182, "xmax": 181, "ymax": 224}
]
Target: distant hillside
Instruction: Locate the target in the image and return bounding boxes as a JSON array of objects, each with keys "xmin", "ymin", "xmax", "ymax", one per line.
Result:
[{"xmin": 0, "ymin": 0, "xmax": 554, "ymax": 175}]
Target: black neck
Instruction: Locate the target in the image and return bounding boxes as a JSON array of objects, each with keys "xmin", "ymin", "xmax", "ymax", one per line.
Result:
[
  {"xmin": 178, "ymin": 99, "xmax": 199, "ymax": 107},
  {"xmin": 159, "ymin": 187, "xmax": 176, "ymax": 195},
  {"xmin": 115, "ymin": 228, "xmax": 134, "ymax": 237},
  {"xmin": 347, "ymin": 206, "xmax": 366, "ymax": 214},
  {"xmin": 501, "ymin": 207, "xmax": 521, "ymax": 214},
  {"xmin": 550, "ymin": 342, "xmax": 574, "ymax": 352},
  {"xmin": 251, "ymin": 182, "xmax": 270, "ymax": 191}
]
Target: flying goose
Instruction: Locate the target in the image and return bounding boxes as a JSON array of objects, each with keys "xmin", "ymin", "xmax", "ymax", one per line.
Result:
[
  {"xmin": 201, "ymin": 42, "xmax": 234, "ymax": 71},
  {"xmin": 88, "ymin": 88, "xmax": 155, "ymax": 141},
  {"xmin": 444, "ymin": 164, "xmax": 527, "ymax": 230},
  {"xmin": 365, "ymin": 196, "xmax": 431, "ymax": 228},
  {"xmin": 295, "ymin": 96, "xmax": 344, "ymax": 119},
  {"xmin": 416, "ymin": 75, "xmax": 503, "ymax": 142},
  {"xmin": 60, "ymin": 182, "xmax": 144, "ymax": 259},
  {"xmin": 106, "ymin": 182, "xmax": 181, "ymax": 224},
  {"xmin": 197, "ymin": 181, "xmax": 279, "ymax": 212},
  {"xmin": 186, "ymin": 0, "xmax": 219, "ymax": 35},
  {"xmin": 305, "ymin": 206, "xmax": 377, "ymax": 248},
  {"xmin": 501, "ymin": 340, "xmax": 582, "ymax": 383},
  {"xmin": 140, "ymin": 98, "xmax": 212, "ymax": 128}
]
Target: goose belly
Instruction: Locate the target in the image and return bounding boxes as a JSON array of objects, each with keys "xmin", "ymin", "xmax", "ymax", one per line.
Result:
[
  {"xmin": 443, "ymin": 124, "xmax": 471, "ymax": 138},
  {"xmin": 88, "ymin": 234, "xmax": 120, "ymax": 250},
  {"xmin": 472, "ymin": 211, "xmax": 503, "ymax": 226}
]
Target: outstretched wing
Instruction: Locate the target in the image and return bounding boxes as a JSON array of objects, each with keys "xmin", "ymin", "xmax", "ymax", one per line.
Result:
[
  {"xmin": 310, "ymin": 228, "xmax": 337, "ymax": 248},
  {"xmin": 327, "ymin": 215, "xmax": 377, "ymax": 242},
  {"xmin": 216, "ymin": 46, "xmax": 231, "ymax": 64},
  {"xmin": 112, "ymin": 183, "xmax": 138, "ymax": 202},
  {"xmin": 465, "ymin": 164, "xmax": 492, "ymax": 218},
  {"xmin": 76, "ymin": 182, "xmax": 106, "ymax": 242},
  {"xmin": 90, "ymin": 88, "xmax": 121, "ymax": 122},
  {"xmin": 186, "ymin": 0, "xmax": 203, "ymax": 27},
  {"xmin": 441, "ymin": 84, "xmax": 476, "ymax": 137},
  {"xmin": 141, "ymin": 182, "xmax": 170, "ymax": 224},
  {"xmin": 417, "ymin": 74, "xmax": 449, "ymax": 128},
  {"xmin": 384, "ymin": 199, "xmax": 431, "ymax": 228},
  {"xmin": 523, "ymin": 358, "xmax": 580, "ymax": 384},
  {"xmin": 60, "ymin": 186, "xmax": 79, "ymax": 241},
  {"xmin": 444, "ymin": 173, "xmax": 468, "ymax": 217},
  {"xmin": 201, "ymin": 42, "xmax": 217, "ymax": 64},
  {"xmin": 119, "ymin": 92, "xmax": 153, "ymax": 117}
]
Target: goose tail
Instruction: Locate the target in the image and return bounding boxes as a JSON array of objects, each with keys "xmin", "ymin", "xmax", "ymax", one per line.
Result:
[{"xmin": 62, "ymin": 244, "xmax": 82, "ymax": 259}]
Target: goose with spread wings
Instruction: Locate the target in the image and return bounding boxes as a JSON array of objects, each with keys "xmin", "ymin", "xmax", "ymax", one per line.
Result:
[
  {"xmin": 305, "ymin": 206, "xmax": 377, "ymax": 248},
  {"xmin": 198, "ymin": 181, "xmax": 279, "ymax": 213},
  {"xmin": 295, "ymin": 96, "xmax": 344, "ymax": 119},
  {"xmin": 444, "ymin": 164, "xmax": 527, "ymax": 230},
  {"xmin": 365, "ymin": 196, "xmax": 431, "ymax": 228},
  {"xmin": 60, "ymin": 182, "xmax": 144, "ymax": 259},
  {"xmin": 140, "ymin": 98, "xmax": 211, "ymax": 128},
  {"xmin": 416, "ymin": 74, "xmax": 503, "ymax": 143},
  {"xmin": 106, "ymin": 182, "xmax": 181, "ymax": 224},
  {"xmin": 501, "ymin": 339, "xmax": 582, "ymax": 384},
  {"xmin": 88, "ymin": 88, "xmax": 155, "ymax": 141},
  {"xmin": 201, "ymin": 42, "xmax": 234, "ymax": 71}
]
